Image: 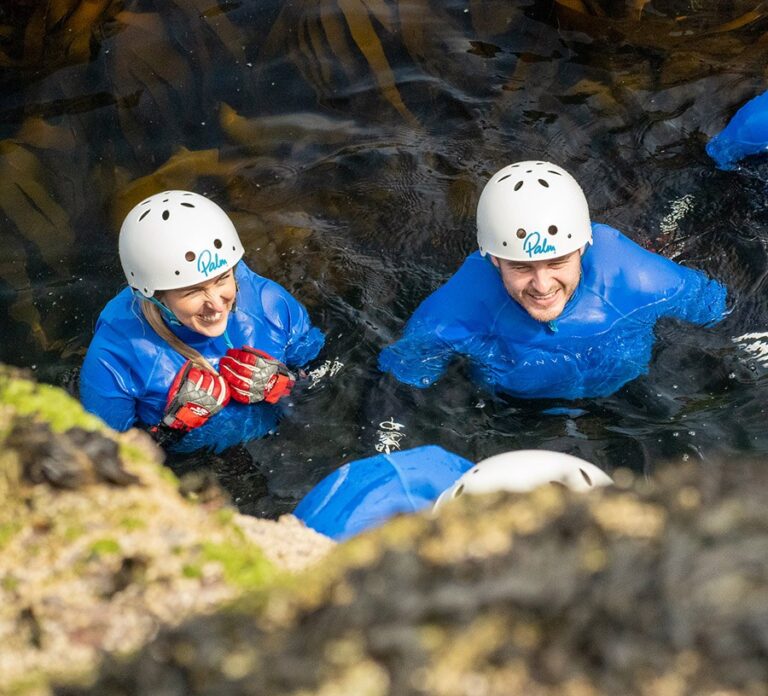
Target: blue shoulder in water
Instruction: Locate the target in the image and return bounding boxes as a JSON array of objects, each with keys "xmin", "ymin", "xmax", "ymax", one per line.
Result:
[
  {"xmin": 294, "ymin": 445, "xmax": 474, "ymax": 541},
  {"xmin": 707, "ymin": 90, "xmax": 768, "ymax": 170}
]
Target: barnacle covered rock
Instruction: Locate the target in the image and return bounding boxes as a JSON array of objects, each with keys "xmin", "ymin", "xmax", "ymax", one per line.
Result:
[
  {"xmin": 61, "ymin": 454, "xmax": 768, "ymax": 696},
  {"xmin": 0, "ymin": 366, "xmax": 333, "ymax": 696}
]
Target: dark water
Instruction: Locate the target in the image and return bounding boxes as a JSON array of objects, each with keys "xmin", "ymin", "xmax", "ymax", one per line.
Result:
[{"xmin": 1, "ymin": 0, "xmax": 767, "ymax": 517}]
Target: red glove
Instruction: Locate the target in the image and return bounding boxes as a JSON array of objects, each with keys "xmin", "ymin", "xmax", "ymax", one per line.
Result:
[
  {"xmin": 159, "ymin": 360, "xmax": 230, "ymax": 431},
  {"xmin": 219, "ymin": 346, "xmax": 296, "ymax": 404}
]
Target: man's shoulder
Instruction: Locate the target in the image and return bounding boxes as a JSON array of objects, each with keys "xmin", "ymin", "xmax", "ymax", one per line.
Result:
[
  {"xmin": 585, "ymin": 222, "xmax": 706, "ymax": 301},
  {"xmin": 418, "ymin": 252, "xmax": 505, "ymax": 316}
]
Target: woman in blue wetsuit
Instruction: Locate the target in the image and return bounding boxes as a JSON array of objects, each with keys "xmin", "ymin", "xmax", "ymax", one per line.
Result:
[
  {"xmin": 80, "ymin": 191, "xmax": 324, "ymax": 453},
  {"xmin": 379, "ymin": 161, "xmax": 728, "ymax": 400}
]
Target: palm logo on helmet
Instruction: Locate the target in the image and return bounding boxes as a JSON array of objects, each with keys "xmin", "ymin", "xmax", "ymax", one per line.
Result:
[
  {"xmin": 477, "ymin": 161, "xmax": 593, "ymax": 262},
  {"xmin": 119, "ymin": 191, "xmax": 245, "ymax": 298}
]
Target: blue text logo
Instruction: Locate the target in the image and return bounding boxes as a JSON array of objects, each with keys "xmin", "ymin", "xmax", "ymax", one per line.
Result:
[
  {"xmin": 523, "ymin": 231, "xmax": 556, "ymax": 258},
  {"xmin": 197, "ymin": 249, "xmax": 228, "ymax": 277}
]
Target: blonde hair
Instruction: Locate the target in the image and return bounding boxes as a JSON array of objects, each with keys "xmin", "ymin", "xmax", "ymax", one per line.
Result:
[{"xmin": 140, "ymin": 300, "xmax": 217, "ymax": 373}]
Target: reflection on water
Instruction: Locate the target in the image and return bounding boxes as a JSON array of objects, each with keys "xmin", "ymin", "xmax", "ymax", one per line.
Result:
[{"xmin": 1, "ymin": 0, "xmax": 767, "ymax": 516}]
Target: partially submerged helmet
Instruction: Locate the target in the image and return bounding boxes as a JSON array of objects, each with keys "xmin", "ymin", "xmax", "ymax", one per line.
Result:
[
  {"xmin": 433, "ymin": 449, "xmax": 612, "ymax": 512},
  {"xmin": 477, "ymin": 161, "xmax": 592, "ymax": 262},
  {"xmin": 119, "ymin": 190, "xmax": 245, "ymax": 298}
]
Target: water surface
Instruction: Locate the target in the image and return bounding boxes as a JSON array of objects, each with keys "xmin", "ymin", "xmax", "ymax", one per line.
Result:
[{"xmin": 1, "ymin": 0, "xmax": 767, "ymax": 516}]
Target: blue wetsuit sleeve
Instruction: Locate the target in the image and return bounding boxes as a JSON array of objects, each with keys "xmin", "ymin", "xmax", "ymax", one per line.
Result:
[
  {"xmin": 285, "ymin": 314, "xmax": 325, "ymax": 368},
  {"xmin": 239, "ymin": 264, "xmax": 325, "ymax": 367},
  {"xmin": 79, "ymin": 341, "xmax": 139, "ymax": 432},
  {"xmin": 662, "ymin": 265, "xmax": 728, "ymax": 326},
  {"xmin": 707, "ymin": 90, "xmax": 768, "ymax": 170},
  {"xmin": 379, "ymin": 254, "xmax": 493, "ymax": 388},
  {"xmin": 590, "ymin": 225, "xmax": 728, "ymax": 328},
  {"xmin": 273, "ymin": 292, "xmax": 324, "ymax": 367},
  {"xmin": 378, "ymin": 322, "xmax": 454, "ymax": 388}
]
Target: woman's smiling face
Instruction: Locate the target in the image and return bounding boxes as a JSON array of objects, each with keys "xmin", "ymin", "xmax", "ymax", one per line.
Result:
[{"xmin": 159, "ymin": 268, "xmax": 236, "ymax": 337}]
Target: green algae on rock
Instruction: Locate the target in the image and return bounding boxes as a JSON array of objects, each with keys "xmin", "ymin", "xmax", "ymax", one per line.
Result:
[{"xmin": 0, "ymin": 365, "xmax": 333, "ymax": 696}]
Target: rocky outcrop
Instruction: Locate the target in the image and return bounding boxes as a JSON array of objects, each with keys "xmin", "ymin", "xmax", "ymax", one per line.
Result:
[
  {"xmin": 59, "ymin": 457, "xmax": 768, "ymax": 696},
  {"xmin": 0, "ymin": 366, "xmax": 334, "ymax": 696},
  {"xmin": 4, "ymin": 364, "xmax": 768, "ymax": 696}
]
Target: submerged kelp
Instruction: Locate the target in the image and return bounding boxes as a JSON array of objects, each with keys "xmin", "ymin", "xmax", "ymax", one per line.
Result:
[
  {"xmin": 59, "ymin": 458, "xmax": 768, "ymax": 696},
  {"xmin": 0, "ymin": 0, "xmax": 764, "ymax": 361},
  {"xmin": 0, "ymin": 365, "xmax": 333, "ymax": 696}
]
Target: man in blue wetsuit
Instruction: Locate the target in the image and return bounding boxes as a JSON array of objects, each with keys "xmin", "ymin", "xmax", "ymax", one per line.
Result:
[{"xmin": 379, "ymin": 161, "xmax": 727, "ymax": 400}]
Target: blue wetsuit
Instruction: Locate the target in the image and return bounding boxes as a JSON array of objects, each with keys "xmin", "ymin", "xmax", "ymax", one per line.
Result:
[
  {"xmin": 379, "ymin": 224, "xmax": 727, "ymax": 400},
  {"xmin": 707, "ymin": 89, "xmax": 768, "ymax": 170},
  {"xmin": 80, "ymin": 262, "xmax": 324, "ymax": 453},
  {"xmin": 294, "ymin": 445, "xmax": 473, "ymax": 541}
]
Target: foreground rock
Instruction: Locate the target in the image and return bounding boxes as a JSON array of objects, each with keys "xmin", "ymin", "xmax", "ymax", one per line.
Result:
[
  {"xmin": 0, "ymin": 366, "xmax": 334, "ymax": 696},
  {"xmin": 60, "ymin": 457, "xmax": 768, "ymax": 696}
]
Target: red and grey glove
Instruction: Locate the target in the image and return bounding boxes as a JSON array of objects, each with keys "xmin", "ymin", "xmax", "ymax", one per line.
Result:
[
  {"xmin": 219, "ymin": 346, "xmax": 296, "ymax": 404},
  {"xmin": 159, "ymin": 360, "xmax": 230, "ymax": 432}
]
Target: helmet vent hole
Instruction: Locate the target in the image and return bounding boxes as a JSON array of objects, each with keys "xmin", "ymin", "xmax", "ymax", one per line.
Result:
[
  {"xmin": 526, "ymin": 170, "xmax": 532, "ymax": 173},
  {"xmin": 130, "ymin": 271, "xmax": 135, "ymax": 277},
  {"xmin": 213, "ymin": 239, "xmax": 222, "ymax": 249},
  {"xmin": 181, "ymin": 202, "xmax": 195, "ymax": 208},
  {"xmin": 143, "ymin": 288, "xmax": 148, "ymax": 294},
  {"xmin": 453, "ymin": 484, "xmax": 465, "ymax": 499},
  {"xmin": 548, "ymin": 225, "xmax": 558, "ymax": 235},
  {"xmin": 548, "ymin": 170, "xmax": 562, "ymax": 176},
  {"xmin": 511, "ymin": 164, "xmax": 519, "ymax": 168},
  {"xmin": 141, "ymin": 199, "xmax": 151, "ymax": 205},
  {"xmin": 516, "ymin": 228, "xmax": 526, "ymax": 239},
  {"xmin": 502, "ymin": 241, "xmax": 508, "ymax": 246},
  {"xmin": 139, "ymin": 210, "xmax": 150, "ymax": 222},
  {"xmin": 174, "ymin": 270, "xmax": 180, "ymax": 276},
  {"xmin": 498, "ymin": 174, "xmax": 511, "ymax": 182},
  {"xmin": 185, "ymin": 251, "xmax": 196, "ymax": 262},
  {"xmin": 162, "ymin": 210, "xmax": 170, "ymax": 221},
  {"xmin": 514, "ymin": 181, "xmax": 523, "ymax": 191},
  {"xmin": 538, "ymin": 179, "xmax": 549, "ymax": 188},
  {"xmin": 580, "ymin": 468, "xmax": 593, "ymax": 486},
  {"xmin": 567, "ymin": 233, "xmax": 572, "ymax": 239},
  {"xmin": 232, "ymin": 245, "xmax": 236, "ymax": 251},
  {"xmin": 182, "ymin": 192, "xmax": 193, "ymax": 196},
  {"xmin": 163, "ymin": 199, "xmax": 169, "ymax": 203}
]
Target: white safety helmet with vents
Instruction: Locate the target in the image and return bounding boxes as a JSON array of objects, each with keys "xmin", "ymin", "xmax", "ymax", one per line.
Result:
[
  {"xmin": 477, "ymin": 161, "xmax": 592, "ymax": 262},
  {"xmin": 433, "ymin": 449, "xmax": 612, "ymax": 513},
  {"xmin": 119, "ymin": 190, "xmax": 245, "ymax": 298}
]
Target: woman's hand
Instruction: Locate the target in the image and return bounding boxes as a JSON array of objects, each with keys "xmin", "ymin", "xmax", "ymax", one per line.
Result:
[
  {"xmin": 160, "ymin": 360, "xmax": 231, "ymax": 431},
  {"xmin": 219, "ymin": 346, "xmax": 296, "ymax": 404}
]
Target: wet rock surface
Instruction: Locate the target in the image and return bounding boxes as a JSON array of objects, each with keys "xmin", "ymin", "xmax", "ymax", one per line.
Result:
[{"xmin": 60, "ymin": 460, "xmax": 768, "ymax": 696}]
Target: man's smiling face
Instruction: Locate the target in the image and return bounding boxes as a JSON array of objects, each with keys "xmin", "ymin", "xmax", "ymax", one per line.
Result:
[{"xmin": 491, "ymin": 249, "xmax": 582, "ymax": 323}]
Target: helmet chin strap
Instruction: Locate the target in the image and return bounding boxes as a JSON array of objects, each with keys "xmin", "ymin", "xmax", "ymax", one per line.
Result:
[
  {"xmin": 133, "ymin": 289, "xmax": 182, "ymax": 326},
  {"xmin": 135, "ymin": 267, "xmax": 240, "ymax": 334}
]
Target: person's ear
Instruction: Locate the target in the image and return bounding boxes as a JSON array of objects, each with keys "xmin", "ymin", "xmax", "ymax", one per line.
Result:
[{"xmin": 489, "ymin": 255, "xmax": 500, "ymax": 269}]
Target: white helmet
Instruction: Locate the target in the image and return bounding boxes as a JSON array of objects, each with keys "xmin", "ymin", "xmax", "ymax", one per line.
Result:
[
  {"xmin": 477, "ymin": 161, "xmax": 592, "ymax": 262},
  {"xmin": 433, "ymin": 449, "xmax": 612, "ymax": 513},
  {"xmin": 119, "ymin": 190, "xmax": 245, "ymax": 298}
]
